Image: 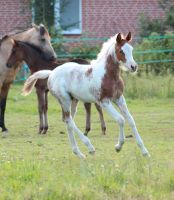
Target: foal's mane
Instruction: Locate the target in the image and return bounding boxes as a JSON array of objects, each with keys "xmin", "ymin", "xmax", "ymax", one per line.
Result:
[{"xmin": 91, "ymin": 34, "xmax": 118, "ymax": 65}]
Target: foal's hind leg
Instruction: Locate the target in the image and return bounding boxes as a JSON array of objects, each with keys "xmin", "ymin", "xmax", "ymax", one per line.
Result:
[
  {"xmin": 65, "ymin": 113, "xmax": 86, "ymax": 159},
  {"xmin": 57, "ymin": 92, "xmax": 95, "ymax": 157},
  {"xmin": 115, "ymin": 95, "xmax": 150, "ymax": 157},
  {"xmin": 94, "ymin": 103, "xmax": 106, "ymax": 135},
  {"xmin": 58, "ymin": 96, "xmax": 86, "ymax": 158}
]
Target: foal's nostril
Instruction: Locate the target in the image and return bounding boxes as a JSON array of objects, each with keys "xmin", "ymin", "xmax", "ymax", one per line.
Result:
[
  {"xmin": 131, "ymin": 65, "xmax": 137, "ymax": 72},
  {"xmin": 49, "ymin": 55, "xmax": 56, "ymax": 61},
  {"xmin": 131, "ymin": 65, "xmax": 135, "ymax": 71}
]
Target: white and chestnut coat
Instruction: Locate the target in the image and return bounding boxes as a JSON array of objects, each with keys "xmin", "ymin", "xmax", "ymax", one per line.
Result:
[{"xmin": 23, "ymin": 33, "xmax": 150, "ymax": 159}]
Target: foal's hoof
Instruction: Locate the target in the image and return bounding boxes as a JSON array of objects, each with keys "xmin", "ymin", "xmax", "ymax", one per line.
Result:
[
  {"xmin": 2, "ymin": 127, "xmax": 8, "ymax": 132},
  {"xmin": 102, "ymin": 127, "xmax": 106, "ymax": 135},
  {"xmin": 2, "ymin": 127, "xmax": 8, "ymax": 137},
  {"xmin": 125, "ymin": 134, "xmax": 133, "ymax": 138},
  {"xmin": 115, "ymin": 148, "xmax": 121, "ymax": 152},
  {"xmin": 42, "ymin": 129, "xmax": 48, "ymax": 134},
  {"xmin": 38, "ymin": 129, "xmax": 43, "ymax": 134},
  {"xmin": 75, "ymin": 152, "xmax": 86, "ymax": 159},
  {"xmin": 89, "ymin": 150, "xmax": 95, "ymax": 155},
  {"xmin": 2, "ymin": 130, "xmax": 8, "ymax": 138},
  {"xmin": 38, "ymin": 128, "xmax": 48, "ymax": 135},
  {"xmin": 143, "ymin": 152, "xmax": 151, "ymax": 158},
  {"xmin": 115, "ymin": 144, "xmax": 122, "ymax": 152},
  {"xmin": 84, "ymin": 128, "xmax": 90, "ymax": 136}
]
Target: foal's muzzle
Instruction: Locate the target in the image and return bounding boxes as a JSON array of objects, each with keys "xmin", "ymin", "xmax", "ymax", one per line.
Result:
[{"xmin": 131, "ymin": 65, "xmax": 138, "ymax": 72}]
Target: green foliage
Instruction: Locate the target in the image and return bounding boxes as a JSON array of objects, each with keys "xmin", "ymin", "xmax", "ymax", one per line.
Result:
[
  {"xmin": 32, "ymin": 0, "xmax": 55, "ymax": 31},
  {"xmin": 135, "ymin": 32, "xmax": 174, "ymax": 75},
  {"xmin": 68, "ymin": 43, "xmax": 100, "ymax": 59},
  {"xmin": 123, "ymin": 73, "xmax": 174, "ymax": 99},
  {"xmin": 139, "ymin": 0, "xmax": 174, "ymax": 37},
  {"xmin": 165, "ymin": 5, "xmax": 174, "ymax": 28},
  {"xmin": 138, "ymin": 14, "xmax": 165, "ymax": 37}
]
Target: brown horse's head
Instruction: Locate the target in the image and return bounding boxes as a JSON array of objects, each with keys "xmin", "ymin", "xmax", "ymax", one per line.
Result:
[
  {"xmin": 13, "ymin": 24, "xmax": 57, "ymax": 62},
  {"xmin": 115, "ymin": 32, "xmax": 138, "ymax": 72}
]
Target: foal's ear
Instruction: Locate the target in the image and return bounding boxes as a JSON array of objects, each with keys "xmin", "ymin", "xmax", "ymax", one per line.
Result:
[
  {"xmin": 12, "ymin": 39, "xmax": 19, "ymax": 47},
  {"xmin": 126, "ymin": 32, "xmax": 132, "ymax": 42},
  {"xmin": 32, "ymin": 23, "xmax": 39, "ymax": 31},
  {"xmin": 39, "ymin": 24, "xmax": 46, "ymax": 36},
  {"xmin": 116, "ymin": 33, "xmax": 122, "ymax": 44}
]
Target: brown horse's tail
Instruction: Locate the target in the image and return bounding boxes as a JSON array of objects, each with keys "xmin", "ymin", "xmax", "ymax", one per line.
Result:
[{"xmin": 22, "ymin": 70, "xmax": 52, "ymax": 96}]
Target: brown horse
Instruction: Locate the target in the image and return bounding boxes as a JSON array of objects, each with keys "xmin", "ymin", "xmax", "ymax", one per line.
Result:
[
  {"xmin": 7, "ymin": 40, "xmax": 106, "ymax": 135},
  {"xmin": 0, "ymin": 24, "xmax": 56, "ymax": 134}
]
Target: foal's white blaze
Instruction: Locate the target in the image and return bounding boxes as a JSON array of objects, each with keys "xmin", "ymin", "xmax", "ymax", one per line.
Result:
[{"xmin": 121, "ymin": 43, "xmax": 137, "ymax": 72}]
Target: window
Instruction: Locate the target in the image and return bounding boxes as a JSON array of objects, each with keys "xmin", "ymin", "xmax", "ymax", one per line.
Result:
[{"xmin": 32, "ymin": 0, "xmax": 82, "ymax": 35}]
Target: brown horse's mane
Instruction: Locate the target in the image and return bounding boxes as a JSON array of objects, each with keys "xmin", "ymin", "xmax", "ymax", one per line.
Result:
[
  {"xmin": 0, "ymin": 26, "xmax": 34, "ymax": 44},
  {"xmin": 7, "ymin": 26, "xmax": 34, "ymax": 37},
  {"xmin": 11, "ymin": 40, "xmax": 89, "ymax": 66},
  {"xmin": 19, "ymin": 41, "xmax": 44, "ymax": 55}
]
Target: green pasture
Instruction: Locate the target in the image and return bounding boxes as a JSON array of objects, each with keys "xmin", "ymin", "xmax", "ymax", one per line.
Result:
[{"xmin": 0, "ymin": 75, "xmax": 174, "ymax": 200}]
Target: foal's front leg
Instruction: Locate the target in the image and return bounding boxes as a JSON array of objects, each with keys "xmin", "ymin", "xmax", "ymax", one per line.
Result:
[
  {"xmin": 101, "ymin": 101, "xmax": 125, "ymax": 151},
  {"xmin": 115, "ymin": 95, "xmax": 150, "ymax": 157}
]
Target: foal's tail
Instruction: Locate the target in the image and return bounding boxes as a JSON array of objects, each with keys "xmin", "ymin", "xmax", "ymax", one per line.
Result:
[{"xmin": 22, "ymin": 70, "xmax": 52, "ymax": 96}]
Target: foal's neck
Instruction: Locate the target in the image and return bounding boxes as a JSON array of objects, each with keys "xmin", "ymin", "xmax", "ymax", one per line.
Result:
[
  {"xmin": 105, "ymin": 55, "xmax": 120, "ymax": 79},
  {"xmin": 21, "ymin": 44, "xmax": 52, "ymax": 72}
]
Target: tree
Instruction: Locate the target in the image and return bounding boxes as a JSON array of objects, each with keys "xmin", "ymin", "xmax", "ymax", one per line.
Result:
[{"xmin": 139, "ymin": 0, "xmax": 174, "ymax": 37}]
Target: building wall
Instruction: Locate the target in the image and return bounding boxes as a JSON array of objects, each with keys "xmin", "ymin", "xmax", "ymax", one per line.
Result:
[
  {"xmin": 0, "ymin": 0, "xmax": 164, "ymax": 38},
  {"xmin": 82, "ymin": 0, "xmax": 164, "ymax": 38},
  {"xmin": 0, "ymin": 0, "xmax": 31, "ymax": 37}
]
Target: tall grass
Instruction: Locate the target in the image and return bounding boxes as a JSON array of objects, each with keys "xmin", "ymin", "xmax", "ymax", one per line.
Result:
[{"xmin": 123, "ymin": 73, "xmax": 174, "ymax": 99}]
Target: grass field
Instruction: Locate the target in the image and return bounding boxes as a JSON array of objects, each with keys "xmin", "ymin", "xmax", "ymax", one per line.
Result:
[{"xmin": 0, "ymin": 81, "xmax": 174, "ymax": 200}]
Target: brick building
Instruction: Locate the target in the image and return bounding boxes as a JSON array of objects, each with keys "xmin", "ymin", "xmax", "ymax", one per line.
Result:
[{"xmin": 0, "ymin": 0, "xmax": 164, "ymax": 38}]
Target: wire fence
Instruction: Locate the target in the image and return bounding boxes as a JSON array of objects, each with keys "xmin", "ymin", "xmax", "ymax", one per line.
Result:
[{"xmin": 15, "ymin": 35, "xmax": 174, "ymax": 82}]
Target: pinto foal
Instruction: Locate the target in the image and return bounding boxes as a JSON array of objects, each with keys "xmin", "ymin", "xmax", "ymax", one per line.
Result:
[
  {"xmin": 7, "ymin": 40, "xmax": 106, "ymax": 135},
  {"xmin": 22, "ymin": 32, "xmax": 150, "ymax": 158}
]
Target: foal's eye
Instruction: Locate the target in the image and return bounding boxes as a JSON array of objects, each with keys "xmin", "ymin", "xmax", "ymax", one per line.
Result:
[
  {"xmin": 120, "ymin": 50, "xmax": 124, "ymax": 54},
  {"xmin": 12, "ymin": 49, "xmax": 16, "ymax": 54},
  {"xmin": 41, "ymin": 38, "xmax": 46, "ymax": 42}
]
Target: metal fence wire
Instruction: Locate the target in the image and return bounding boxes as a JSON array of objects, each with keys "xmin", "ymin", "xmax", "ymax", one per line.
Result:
[{"xmin": 15, "ymin": 35, "xmax": 174, "ymax": 82}]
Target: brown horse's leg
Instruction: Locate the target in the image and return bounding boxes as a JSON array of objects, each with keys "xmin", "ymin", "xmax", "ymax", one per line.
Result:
[
  {"xmin": 42, "ymin": 90, "xmax": 49, "ymax": 134},
  {"xmin": 84, "ymin": 103, "xmax": 91, "ymax": 136},
  {"xmin": 0, "ymin": 83, "xmax": 11, "ymax": 132},
  {"xmin": 71, "ymin": 99, "xmax": 78, "ymax": 119},
  {"xmin": 36, "ymin": 86, "xmax": 45, "ymax": 134},
  {"xmin": 94, "ymin": 103, "xmax": 106, "ymax": 135}
]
